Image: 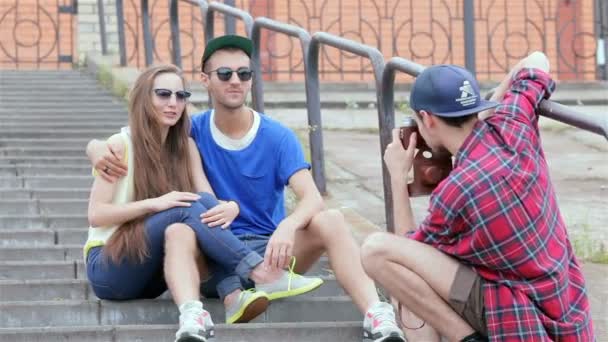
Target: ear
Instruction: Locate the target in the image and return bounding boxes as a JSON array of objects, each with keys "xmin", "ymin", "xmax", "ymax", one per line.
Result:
[
  {"xmin": 200, "ymin": 72, "xmax": 209, "ymax": 89},
  {"xmin": 419, "ymin": 110, "xmax": 435, "ymax": 129}
]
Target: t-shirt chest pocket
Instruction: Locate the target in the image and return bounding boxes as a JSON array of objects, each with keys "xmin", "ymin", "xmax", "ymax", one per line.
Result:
[{"xmin": 237, "ymin": 155, "xmax": 275, "ymax": 196}]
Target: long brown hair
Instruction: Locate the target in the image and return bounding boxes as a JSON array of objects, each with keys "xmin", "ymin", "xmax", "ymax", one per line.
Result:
[{"xmin": 104, "ymin": 64, "xmax": 195, "ymax": 264}]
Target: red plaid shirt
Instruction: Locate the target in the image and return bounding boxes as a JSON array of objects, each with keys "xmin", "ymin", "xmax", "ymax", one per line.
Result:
[{"xmin": 409, "ymin": 68, "xmax": 594, "ymax": 341}]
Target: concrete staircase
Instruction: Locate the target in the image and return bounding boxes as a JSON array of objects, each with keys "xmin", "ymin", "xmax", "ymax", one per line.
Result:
[{"xmin": 0, "ymin": 70, "xmax": 362, "ymax": 341}]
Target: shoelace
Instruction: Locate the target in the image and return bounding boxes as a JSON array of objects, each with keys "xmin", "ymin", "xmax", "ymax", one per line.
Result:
[
  {"xmin": 286, "ymin": 256, "xmax": 300, "ymax": 290},
  {"xmin": 240, "ymin": 288, "xmax": 259, "ymax": 298},
  {"xmin": 371, "ymin": 306, "xmax": 398, "ymax": 329}
]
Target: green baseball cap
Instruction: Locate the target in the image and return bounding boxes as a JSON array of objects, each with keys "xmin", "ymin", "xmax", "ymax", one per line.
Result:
[{"xmin": 201, "ymin": 35, "xmax": 253, "ymax": 71}]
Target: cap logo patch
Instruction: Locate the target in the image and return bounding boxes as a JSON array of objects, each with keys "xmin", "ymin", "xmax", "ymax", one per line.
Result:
[{"xmin": 456, "ymin": 80, "xmax": 477, "ymax": 106}]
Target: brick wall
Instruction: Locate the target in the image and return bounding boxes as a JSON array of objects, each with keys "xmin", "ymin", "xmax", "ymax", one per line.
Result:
[
  {"xmin": 77, "ymin": 0, "xmax": 119, "ymax": 57},
  {"xmin": 1, "ymin": 0, "xmax": 601, "ymax": 81}
]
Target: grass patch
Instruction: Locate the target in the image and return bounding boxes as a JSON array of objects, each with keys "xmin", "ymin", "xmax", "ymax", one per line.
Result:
[{"xmin": 568, "ymin": 214, "xmax": 608, "ymax": 264}]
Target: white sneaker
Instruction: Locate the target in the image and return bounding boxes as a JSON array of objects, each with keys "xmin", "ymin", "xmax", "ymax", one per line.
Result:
[
  {"xmin": 363, "ymin": 301, "xmax": 406, "ymax": 342},
  {"xmin": 175, "ymin": 301, "xmax": 215, "ymax": 342},
  {"xmin": 255, "ymin": 257, "xmax": 323, "ymax": 300}
]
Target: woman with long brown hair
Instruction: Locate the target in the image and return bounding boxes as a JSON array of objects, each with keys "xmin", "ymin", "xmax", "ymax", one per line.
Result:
[{"xmin": 84, "ymin": 64, "xmax": 275, "ymax": 342}]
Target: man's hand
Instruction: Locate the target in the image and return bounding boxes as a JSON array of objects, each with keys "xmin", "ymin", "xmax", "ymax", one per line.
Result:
[
  {"xmin": 88, "ymin": 140, "xmax": 127, "ymax": 183},
  {"xmin": 264, "ymin": 218, "xmax": 298, "ymax": 270},
  {"xmin": 384, "ymin": 128, "xmax": 417, "ymax": 183},
  {"xmin": 201, "ymin": 201, "xmax": 239, "ymax": 229}
]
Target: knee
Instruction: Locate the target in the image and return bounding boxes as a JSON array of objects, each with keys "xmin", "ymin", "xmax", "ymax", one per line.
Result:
[
  {"xmin": 165, "ymin": 223, "xmax": 195, "ymax": 244},
  {"xmin": 309, "ymin": 209, "xmax": 348, "ymax": 237},
  {"xmin": 197, "ymin": 192, "xmax": 219, "ymax": 209},
  {"xmin": 360, "ymin": 232, "xmax": 391, "ymax": 273}
]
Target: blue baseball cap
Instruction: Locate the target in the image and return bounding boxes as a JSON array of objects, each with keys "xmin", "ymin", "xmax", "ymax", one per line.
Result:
[{"xmin": 409, "ymin": 64, "xmax": 499, "ymax": 117}]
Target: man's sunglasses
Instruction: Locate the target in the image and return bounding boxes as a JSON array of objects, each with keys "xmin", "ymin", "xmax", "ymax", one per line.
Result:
[
  {"xmin": 207, "ymin": 67, "xmax": 253, "ymax": 82},
  {"xmin": 154, "ymin": 88, "xmax": 192, "ymax": 101}
]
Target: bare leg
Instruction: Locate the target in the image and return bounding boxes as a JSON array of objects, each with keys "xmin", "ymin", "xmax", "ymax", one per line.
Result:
[
  {"xmin": 361, "ymin": 232, "xmax": 475, "ymax": 342},
  {"xmin": 291, "ymin": 209, "xmax": 380, "ymax": 313},
  {"xmin": 164, "ymin": 223, "xmax": 203, "ymax": 306}
]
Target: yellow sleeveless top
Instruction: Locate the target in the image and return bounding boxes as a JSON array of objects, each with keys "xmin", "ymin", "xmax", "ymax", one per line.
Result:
[{"xmin": 83, "ymin": 130, "xmax": 135, "ymax": 260}]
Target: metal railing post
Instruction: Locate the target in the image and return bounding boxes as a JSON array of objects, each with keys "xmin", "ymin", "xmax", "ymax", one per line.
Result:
[
  {"xmin": 250, "ymin": 18, "xmax": 327, "ymax": 193},
  {"xmin": 115, "ymin": 0, "xmax": 127, "ymax": 66},
  {"xmin": 97, "ymin": 0, "xmax": 108, "ymax": 55},
  {"xmin": 308, "ymin": 32, "xmax": 387, "ymax": 213},
  {"xmin": 463, "ymin": 0, "xmax": 476, "ymax": 75},
  {"xmin": 141, "ymin": 0, "xmax": 154, "ymax": 66}
]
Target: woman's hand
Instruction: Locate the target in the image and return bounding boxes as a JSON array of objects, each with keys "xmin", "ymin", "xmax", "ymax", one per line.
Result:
[
  {"xmin": 201, "ymin": 200, "xmax": 240, "ymax": 229},
  {"xmin": 145, "ymin": 191, "xmax": 201, "ymax": 212}
]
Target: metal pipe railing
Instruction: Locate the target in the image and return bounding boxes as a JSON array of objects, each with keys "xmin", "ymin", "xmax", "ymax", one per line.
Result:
[
  {"xmin": 97, "ymin": 0, "xmax": 108, "ymax": 55},
  {"xmin": 250, "ymin": 17, "xmax": 327, "ymax": 193},
  {"xmin": 308, "ymin": 32, "xmax": 387, "ymax": 211},
  {"xmin": 204, "ymin": 1, "xmax": 254, "ymax": 42},
  {"xmin": 141, "ymin": 0, "xmax": 154, "ymax": 66},
  {"xmin": 115, "ymin": 0, "xmax": 127, "ymax": 66}
]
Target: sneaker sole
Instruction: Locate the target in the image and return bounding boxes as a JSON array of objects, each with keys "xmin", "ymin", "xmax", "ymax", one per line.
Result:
[
  {"xmin": 226, "ymin": 294, "xmax": 270, "ymax": 324},
  {"xmin": 267, "ymin": 278, "xmax": 324, "ymax": 301},
  {"xmin": 175, "ymin": 333, "xmax": 208, "ymax": 342}
]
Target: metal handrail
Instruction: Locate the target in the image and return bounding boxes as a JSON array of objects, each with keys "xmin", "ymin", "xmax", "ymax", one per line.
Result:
[
  {"xmin": 250, "ymin": 17, "xmax": 328, "ymax": 193},
  {"xmin": 205, "ymin": 1, "xmax": 254, "ymax": 42},
  {"xmin": 308, "ymin": 32, "xmax": 387, "ymax": 209},
  {"xmin": 97, "ymin": 0, "xmax": 108, "ymax": 55},
  {"xmin": 115, "ymin": 0, "xmax": 127, "ymax": 66},
  {"xmin": 140, "ymin": 0, "xmax": 154, "ymax": 66}
]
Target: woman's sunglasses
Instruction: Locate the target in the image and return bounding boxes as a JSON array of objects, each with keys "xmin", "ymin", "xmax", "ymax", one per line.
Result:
[
  {"xmin": 154, "ymin": 88, "xmax": 192, "ymax": 101},
  {"xmin": 207, "ymin": 67, "xmax": 253, "ymax": 82}
]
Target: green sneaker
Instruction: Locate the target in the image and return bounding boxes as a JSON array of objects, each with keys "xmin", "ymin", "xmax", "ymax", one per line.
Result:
[
  {"xmin": 255, "ymin": 257, "xmax": 324, "ymax": 301},
  {"xmin": 225, "ymin": 289, "xmax": 269, "ymax": 324}
]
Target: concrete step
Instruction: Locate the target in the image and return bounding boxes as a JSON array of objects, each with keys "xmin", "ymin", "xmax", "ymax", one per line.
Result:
[
  {"xmin": 0, "ymin": 199, "xmax": 87, "ymax": 215},
  {"xmin": 0, "ymin": 139, "xmax": 92, "ymax": 148},
  {"xmin": 0, "ymin": 297, "xmax": 359, "ymax": 327},
  {"xmin": 0, "ymin": 83, "xmax": 103, "ymax": 91},
  {"xmin": 0, "ymin": 214, "xmax": 88, "ymax": 229},
  {"xmin": 0, "ymin": 188, "xmax": 91, "ymax": 200},
  {"xmin": 0, "ymin": 148, "xmax": 88, "ymax": 158},
  {"xmin": 0, "ymin": 322, "xmax": 362, "ymax": 342},
  {"xmin": 0, "ymin": 130, "xmax": 117, "ymax": 139},
  {"xmin": 0, "ymin": 115, "xmax": 126, "ymax": 123},
  {"xmin": 0, "ymin": 257, "xmax": 331, "ymax": 281},
  {"xmin": 0, "ymin": 165, "xmax": 90, "ymax": 176},
  {"xmin": 1, "ymin": 124, "xmax": 124, "ymax": 131},
  {"xmin": 0, "ymin": 156, "xmax": 90, "ymax": 165},
  {"xmin": 0, "ymin": 261, "xmax": 77, "ymax": 280},
  {"xmin": 0, "ymin": 176, "xmax": 92, "ymax": 189},
  {"xmin": 0, "ymin": 245, "xmax": 82, "ymax": 261},
  {"xmin": 0, "ymin": 279, "xmax": 91, "ymax": 301},
  {"xmin": 0, "ymin": 108, "xmax": 127, "ymax": 115},
  {"xmin": 0, "ymin": 199, "xmax": 88, "ymax": 215},
  {"xmin": 56, "ymin": 228, "xmax": 88, "ymax": 245},
  {"xmin": 0, "ymin": 104, "xmax": 126, "ymax": 111},
  {"xmin": 0, "ymin": 229, "xmax": 55, "ymax": 247},
  {"xmin": 0, "ymin": 200, "xmax": 39, "ymax": 215},
  {"xmin": 0, "ymin": 273, "xmax": 343, "ymax": 301},
  {"xmin": 0, "ymin": 228, "xmax": 83, "ymax": 246}
]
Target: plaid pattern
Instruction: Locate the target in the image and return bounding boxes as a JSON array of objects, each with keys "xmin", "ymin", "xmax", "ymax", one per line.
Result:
[{"xmin": 409, "ymin": 68, "xmax": 594, "ymax": 341}]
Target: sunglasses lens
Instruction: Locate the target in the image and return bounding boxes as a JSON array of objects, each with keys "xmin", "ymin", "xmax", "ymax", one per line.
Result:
[
  {"xmin": 154, "ymin": 89, "xmax": 172, "ymax": 98},
  {"xmin": 175, "ymin": 91, "xmax": 191, "ymax": 100},
  {"xmin": 237, "ymin": 68, "xmax": 253, "ymax": 81},
  {"xmin": 216, "ymin": 68, "xmax": 233, "ymax": 81}
]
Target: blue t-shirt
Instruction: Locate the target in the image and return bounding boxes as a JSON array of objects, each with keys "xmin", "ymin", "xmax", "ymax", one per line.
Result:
[{"xmin": 190, "ymin": 110, "xmax": 310, "ymax": 236}]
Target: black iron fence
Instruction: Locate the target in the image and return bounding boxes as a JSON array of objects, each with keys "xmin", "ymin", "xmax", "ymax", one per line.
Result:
[
  {"xmin": 0, "ymin": 0, "xmax": 77, "ymax": 69},
  {"xmin": 103, "ymin": 0, "xmax": 607, "ymax": 81}
]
